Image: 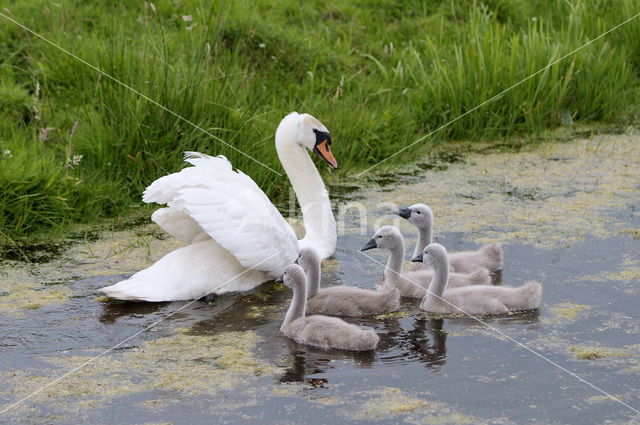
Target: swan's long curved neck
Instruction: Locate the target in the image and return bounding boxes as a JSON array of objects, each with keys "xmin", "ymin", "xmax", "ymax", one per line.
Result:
[
  {"xmin": 413, "ymin": 223, "xmax": 433, "ymax": 259},
  {"xmin": 284, "ymin": 279, "xmax": 307, "ymax": 324},
  {"xmin": 276, "ymin": 140, "xmax": 336, "ymax": 259},
  {"xmin": 385, "ymin": 239, "xmax": 406, "ymax": 287},
  {"xmin": 306, "ymin": 257, "xmax": 321, "ymax": 299},
  {"xmin": 426, "ymin": 256, "xmax": 449, "ymax": 302}
]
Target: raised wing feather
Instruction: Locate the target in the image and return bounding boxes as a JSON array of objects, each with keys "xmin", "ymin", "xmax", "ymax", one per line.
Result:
[{"xmin": 143, "ymin": 152, "xmax": 298, "ymax": 275}]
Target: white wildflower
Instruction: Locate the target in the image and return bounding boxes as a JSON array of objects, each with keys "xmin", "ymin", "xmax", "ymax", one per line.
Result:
[
  {"xmin": 182, "ymin": 15, "xmax": 192, "ymax": 22},
  {"xmin": 35, "ymin": 81, "xmax": 40, "ymax": 98},
  {"xmin": 33, "ymin": 105, "xmax": 41, "ymax": 121},
  {"xmin": 259, "ymin": 43, "xmax": 266, "ymax": 49},
  {"xmin": 65, "ymin": 154, "xmax": 83, "ymax": 169},
  {"xmin": 3, "ymin": 150, "xmax": 12, "ymax": 158},
  {"xmin": 149, "ymin": 2, "xmax": 156, "ymax": 13}
]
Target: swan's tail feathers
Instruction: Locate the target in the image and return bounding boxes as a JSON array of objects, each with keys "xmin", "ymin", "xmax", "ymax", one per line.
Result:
[
  {"xmin": 481, "ymin": 242, "xmax": 503, "ymax": 271},
  {"xmin": 99, "ymin": 279, "xmax": 185, "ymax": 302},
  {"xmin": 469, "ymin": 268, "xmax": 491, "ymax": 285},
  {"xmin": 356, "ymin": 330, "xmax": 380, "ymax": 351},
  {"xmin": 518, "ymin": 281, "xmax": 543, "ymax": 310}
]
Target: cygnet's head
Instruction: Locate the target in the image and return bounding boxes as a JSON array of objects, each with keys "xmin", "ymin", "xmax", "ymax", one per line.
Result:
[
  {"xmin": 394, "ymin": 203, "xmax": 433, "ymax": 229},
  {"xmin": 295, "ymin": 247, "xmax": 321, "ymax": 272},
  {"xmin": 279, "ymin": 264, "xmax": 307, "ymax": 289},
  {"xmin": 275, "ymin": 112, "xmax": 337, "ymax": 169},
  {"xmin": 412, "ymin": 243, "xmax": 448, "ymax": 267},
  {"xmin": 361, "ymin": 225, "xmax": 403, "ymax": 251}
]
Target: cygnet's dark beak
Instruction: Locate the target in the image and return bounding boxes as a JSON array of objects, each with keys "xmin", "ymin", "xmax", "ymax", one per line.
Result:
[
  {"xmin": 293, "ymin": 257, "xmax": 299, "ymax": 265},
  {"xmin": 275, "ymin": 276, "xmax": 284, "ymax": 283},
  {"xmin": 361, "ymin": 238, "xmax": 377, "ymax": 251},
  {"xmin": 395, "ymin": 207, "xmax": 412, "ymax": 219},
  {"xmin": 411, "ymin": 255, "xmax": 423, "ymax": 263}
]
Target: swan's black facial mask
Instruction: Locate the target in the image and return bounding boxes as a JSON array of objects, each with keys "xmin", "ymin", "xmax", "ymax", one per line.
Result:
[{"xmin": 312, "ymin": 130, "xmax": 338, "ymax": 169}]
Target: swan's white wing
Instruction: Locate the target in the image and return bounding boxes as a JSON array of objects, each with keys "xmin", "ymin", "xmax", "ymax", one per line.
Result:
[
  {"xmin": 143, "ymin": 152, "xmax": 298, "ymax": 276},
  {"xmin": 150, "ymin": 208, "xmax": 210, "ymax": 245}
]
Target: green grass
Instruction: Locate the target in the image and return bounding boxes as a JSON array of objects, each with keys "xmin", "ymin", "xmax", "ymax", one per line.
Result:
[{"xmin": 1, "ymin": 0, "xmax": 639, "ymax": 240}]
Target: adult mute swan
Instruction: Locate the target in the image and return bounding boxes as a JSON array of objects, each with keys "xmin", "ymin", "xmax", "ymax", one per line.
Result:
[
  {"xmin": 296, "ymin": 247, "xmax": 400, "ymax": 317},
  {"xmin": 99, "ymin": 112, "xmax": 337, "ymax": 301},
  {"xmin": 361, "ymin": 226, "xmax": 490, "ymax": 299},
  {"xmin": 413, "ymin": 243, "xmax": 541, "ymax": 314},
  {"xmin": 396, "ymin": 203, "xmax": 503, "ymax": 273},
  {"xmin": 279, "ymin": 264, "xmax": 379, "ymax": 351}
]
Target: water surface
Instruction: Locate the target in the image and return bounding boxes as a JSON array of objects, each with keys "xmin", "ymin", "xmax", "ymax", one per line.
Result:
[{"xmin": 1, "ymin": 134, "xmax": 639, "ymax": 424}]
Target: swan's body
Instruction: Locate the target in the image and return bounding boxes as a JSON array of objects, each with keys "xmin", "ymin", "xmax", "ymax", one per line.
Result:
[
  {"xmin": 397, "ymin": 204, "xmax": 503, "ymax": 273},
  {"xmin": 280, "ymin": 264, "xmax": 379, "ymax": 351},
  {"xmin": 297, "ymin": 247, "xmax": 399, "ymax": 317},
  {"xmin": 415, "ymin": 244, "xmax": 542, "ymax": 314},
  {"xmin": 362, "ymin": 226, "xmax": 490, "ymax": 299},
  {"xmin": 100, "ymin": 113, "xmax": 338, "ymax": 301}
]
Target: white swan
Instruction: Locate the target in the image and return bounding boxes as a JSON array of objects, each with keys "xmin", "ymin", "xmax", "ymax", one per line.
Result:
[
  {"xmin": 396, "ymin": 203, "xmax": 503, "ymax": 273},
  {"xmin": 99, "ymin": 112, "xmax": 338, "ymax": 301},
  {"xmin": 414, "ymin": 243, "xmax": 542, "ymax": 314},
  {"xmin": 279, "ymin": 264, "xmax": 379, "ymax": 351},
  {"xmin": 361, "ymin": 226, "xmax": 490, "ymax": 299},
  {"xmin": 296, "ymin": 247, "xmax": 400, "ymax": 317}
]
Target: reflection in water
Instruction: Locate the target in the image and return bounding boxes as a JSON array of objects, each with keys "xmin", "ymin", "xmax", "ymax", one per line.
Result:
[
  {"xmin": 279, "ymin": 337, "xmax": 376, "ymax": 385},
  {"xmin": 99, "ymin": 301, "xmax": 168, "ymax": 324},
  {"xmin": 377, "ymin": 317, "xmax": 447, "ymax": 371}
]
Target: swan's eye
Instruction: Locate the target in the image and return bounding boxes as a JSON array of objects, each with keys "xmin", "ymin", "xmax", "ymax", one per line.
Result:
[
  {"xmin": 416, "ymin": 211, "xmax": 421, "ymax": 214},
  {"xmin": 312, "ymin": 128, "xmax": 318, "ymax": 134},
  {"xmin": 377, "ymin": 235, "xmax": 382, "ymax": 239}
]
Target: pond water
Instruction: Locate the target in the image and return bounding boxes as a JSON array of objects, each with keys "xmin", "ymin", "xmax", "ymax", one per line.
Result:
[{"xmin": 1, "ymin": 134, "xmax": 639, "ymax": 424}]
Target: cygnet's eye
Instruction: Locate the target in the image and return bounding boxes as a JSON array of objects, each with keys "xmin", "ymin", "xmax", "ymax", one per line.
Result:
[
  {"xmin": 377, "ymin": 235, "xmax": 383, "ymax": 239},
  {"xmin": 416, "ymin": 211, "xmax": 421, "ymax": 214}
]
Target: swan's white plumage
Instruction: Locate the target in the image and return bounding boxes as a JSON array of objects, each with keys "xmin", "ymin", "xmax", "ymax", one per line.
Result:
[
  {"xmin": 99, "ymin": 113, "xmax": 336, "ymax": 301},
  {"xmin": 143, "ymin": 153, "xmax": 298, "ymax": 276},
  {"xmin": 150, "ymin": 208, "xmax": 208, "ymax": 245}
]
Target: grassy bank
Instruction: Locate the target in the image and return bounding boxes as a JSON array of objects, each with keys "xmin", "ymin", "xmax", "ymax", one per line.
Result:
[{"xmin": 1, "ymin": 0, "xmax": 639, "ymax": 240}]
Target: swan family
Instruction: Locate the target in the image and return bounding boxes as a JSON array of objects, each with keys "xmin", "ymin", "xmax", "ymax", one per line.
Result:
[{"xmin": 99, "ymin": 112, "xmax": 543, "ymax": 351}]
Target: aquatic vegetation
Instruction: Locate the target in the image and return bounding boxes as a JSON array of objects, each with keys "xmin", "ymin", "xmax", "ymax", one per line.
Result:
[
  {"xmin": 569, "ymin": 345, "xmax": 632, "ymax": 361},
  {"xmin": 550, "ymin": 303, "xmax": 590, "ymax": 320},
  {"xmin": 350, "ymin": 135, "xmax": 640, "ymax": 249},
  {"xmin": 0, "ymin": 328, "xmax": 279, "ymax": 417},
  {"xmin": 356, "ymin": 387, "xmax": 433, "ymax": 418},
  {"xmin": 0, "ymin": 281, "xmax": 71, "ymax": 316}
]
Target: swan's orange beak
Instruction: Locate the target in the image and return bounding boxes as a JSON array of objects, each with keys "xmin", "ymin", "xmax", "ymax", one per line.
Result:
[{"xmin": 313, "ymin": 140, "xmax": 338, "ymax": 169}]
